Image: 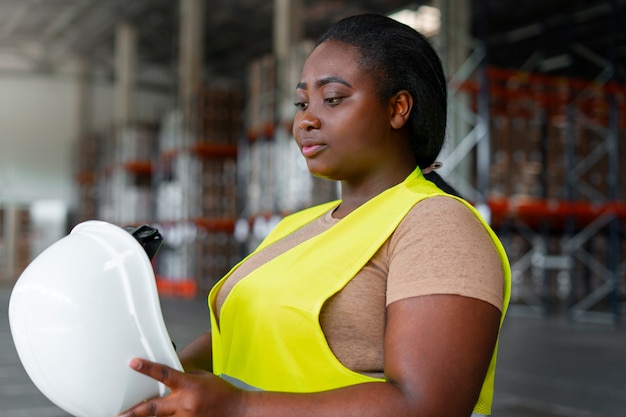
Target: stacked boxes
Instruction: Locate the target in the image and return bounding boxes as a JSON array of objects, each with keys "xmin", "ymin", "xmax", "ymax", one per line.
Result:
[
  {"xmin": 154, "ymin": 85, "xmax": 243, "ymax": 295},
  {"xmin": 459, "ymin": 67, "xmax": 625, "ymax": 314},
  {"xmin": 196, "ymin": 86, "xmax": 242, "ymax": 145},
  {"xmin": 481, "ymin": 68, "xmax": 624, "ymax": 209},
  {"xmin": 246, "ymin": 54, "xmax": 276, "ymax": 141},
  {"xmin": 195, "ymin": 228, "xmax": 240, "ymax": 293},
  {"xmin": 153, "ymin": 110, "xmax": 197, "ymax": 296},
  {"xmin": 194, "ymin": 85, "xmax": 242, "ymax": 221},
  {"xmin": 192, "ymin": 86, "xmax": 242, "ymax": 290},
  {"xmin": 240, "ymin": 42, "xmax": 337, "ymax": 254},
  {"xmin": 97, "ymin": 124, "xmax": 157, "ymax": 225}
]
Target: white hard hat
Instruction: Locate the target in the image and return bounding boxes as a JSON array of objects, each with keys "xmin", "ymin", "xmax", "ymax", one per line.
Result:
[{"xmin": 8, "ymin": 220, "xmax": 183, "ymax": 417}]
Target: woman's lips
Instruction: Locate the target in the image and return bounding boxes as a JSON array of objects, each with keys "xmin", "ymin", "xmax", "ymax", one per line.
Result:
[{"xmin": 301, "ymin": 144, "xmax": 325, "ymax": 157}]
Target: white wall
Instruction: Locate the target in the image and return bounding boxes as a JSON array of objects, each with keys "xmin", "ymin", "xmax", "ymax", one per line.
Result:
[
  {"xmin": 0, "ymin": 75, "xmax": 78, "ymax": 205},
  {"xmin": 0, "ymin": 73, "xmax": 175, "ymax": 209}
]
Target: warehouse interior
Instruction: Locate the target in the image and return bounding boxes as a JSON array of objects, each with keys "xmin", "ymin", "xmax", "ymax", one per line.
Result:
[{"xmin": 0, "ymin": 0, "xmax": 625, "ymax": 416}]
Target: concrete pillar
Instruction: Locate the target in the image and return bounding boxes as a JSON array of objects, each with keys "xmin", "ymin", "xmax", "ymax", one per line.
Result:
[
  {"xmin": 436, "ymin": 0, "xmax": 472, "ymax": 83},
  {"xmin": 76, "ymin": 58, "xmax": 92, "ymax": 135},
  {"xmin": 179, "ymin": 0, "xmax": 204, "ymax": 128},
  {"xmin": 114, "ymin": 22, "xmax": 136, "ymax": 127},
  {"xmin": 273, "ymin": 0, "xmax": 303, "ymax": 125},
  {"xmin": 0, "ymin": 205, "xmax": 22, "ymax": 283},
  {"xmin": 432, "ymin": 0, "xmax": 475, "ymax": 199},
  {"xmin": 475, "ymin": 0, "xmax": 491, "ymax": 208}
]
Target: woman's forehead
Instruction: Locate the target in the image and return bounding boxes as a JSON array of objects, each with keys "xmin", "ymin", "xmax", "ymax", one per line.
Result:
[{"xmin": 300, "ymin": 42, "xmax": 365, "ymax": 82}]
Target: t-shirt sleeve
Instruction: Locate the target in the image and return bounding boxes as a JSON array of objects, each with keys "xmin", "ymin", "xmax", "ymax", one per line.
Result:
[{"xmin": 385, "ymin": 196, "xmax": 505, "ymax": 311}]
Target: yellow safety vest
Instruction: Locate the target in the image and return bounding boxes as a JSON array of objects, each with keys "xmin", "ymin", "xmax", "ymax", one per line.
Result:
[{"xmin": 209, "ymin": 168, "xmax": 511, "ymax": 416}]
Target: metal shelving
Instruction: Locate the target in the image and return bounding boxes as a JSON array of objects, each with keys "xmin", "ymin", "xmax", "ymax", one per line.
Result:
[
  {"xmin": 236, "ymin": 45, "xmax": 339, "ymax": 254},
  {"xmin": 152, "ymin": 85, "xmax": 243, "ymax": 297},
  {"xmin": 442, "ymin": 2, "xmax": 625, "ymax": 324},
  {"xmin": 66, "ymin": 1, "xmax": 625, "ymax": 310}
]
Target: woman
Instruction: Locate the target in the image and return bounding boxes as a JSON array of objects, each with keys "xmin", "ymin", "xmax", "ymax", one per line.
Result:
[{"xmin": 120, "ymin": 14, "xmax": 510, "ymax": 417}]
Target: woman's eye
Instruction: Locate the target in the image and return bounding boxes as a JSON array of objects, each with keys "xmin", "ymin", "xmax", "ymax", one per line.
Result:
[
  {"xmin": 325, "ymin": 97, "xmax": 342, "ymax": 106},
  {"xmin": 294, "ymin": 101, "xmax": 308, "ymax": 110}
]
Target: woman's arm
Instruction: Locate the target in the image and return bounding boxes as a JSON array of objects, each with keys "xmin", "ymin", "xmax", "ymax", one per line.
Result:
[
  {"xmin": 241, "ymin": 294, "xmax": 500, "ymax": 417},
  {"xmin": 119, "ymin": 294, "xmax": 501, "ymax": 417},
  {"xmin": 177, "ymin": 331, "xmax": 213, "ymax": 372}
]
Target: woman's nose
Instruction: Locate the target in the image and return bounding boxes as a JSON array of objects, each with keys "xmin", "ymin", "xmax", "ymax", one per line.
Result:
[{"xmin": 298, "ymin": 113, "xmax": 321, "ymax": 131}]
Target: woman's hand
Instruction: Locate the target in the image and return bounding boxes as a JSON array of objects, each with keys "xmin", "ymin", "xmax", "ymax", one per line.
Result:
[{"xmin": 117, "ymin": 358, "xmax": 243, "ymax": 417}]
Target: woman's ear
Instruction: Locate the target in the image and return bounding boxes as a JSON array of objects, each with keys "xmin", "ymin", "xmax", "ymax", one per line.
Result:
[{"xmin": 389, "ymin": 90, "xmax": 413, "ymax": 129}]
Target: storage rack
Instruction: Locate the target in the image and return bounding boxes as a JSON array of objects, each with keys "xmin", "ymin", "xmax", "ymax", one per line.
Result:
[
  {"xmin": 96, "ymin": 123, "xmax": 158, "ymax": 226},
  {"xmin": 0, "ymin": 205, "xmax": 32, "ymax": 283},
  {"xmin": 153, "ymin": 85, "xmax": 243, "ymax": 297},
  {"xmin": 75, "ymin": 124, "xmax": 159, "ymax": 226},
  {"xmin": 236, "ymin": 43, "xmax": 339, "ymax": 254},
  {"xmin": 443, "ymin": 8, "xmax": 625, "ymax": 323},
  {"xmin": 72, "ymin": 85, "xmax": 243, "ymax": 298},
  {"xmin": 68, "ymin": 3, "xmax": 624, "ymax": 311}
]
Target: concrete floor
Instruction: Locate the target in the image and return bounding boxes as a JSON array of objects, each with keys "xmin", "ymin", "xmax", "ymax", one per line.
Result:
[{"xmin": 1, "ymin": 284, "xmax": 625, "ymax": 417}]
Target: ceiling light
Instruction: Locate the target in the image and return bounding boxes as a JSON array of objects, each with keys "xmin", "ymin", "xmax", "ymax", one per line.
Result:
[{"xmin": 388, "ymin": 5, "xmax": 441, "ymax": 37}]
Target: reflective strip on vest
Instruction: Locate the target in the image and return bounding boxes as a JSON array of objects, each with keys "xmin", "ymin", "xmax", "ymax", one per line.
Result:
[
  {"xmin": 221, "ymin": 374, "xmax": 262, "ymax": 391},
  {"xmin": 210, "ymin": 167, "xmax": 511, "ymax": 416}
]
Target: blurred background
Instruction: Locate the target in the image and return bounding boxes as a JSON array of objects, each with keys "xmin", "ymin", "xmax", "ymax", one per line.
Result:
[{"xmin": 0, "ymin": 0, "xmax": 624, "ymax": 416}]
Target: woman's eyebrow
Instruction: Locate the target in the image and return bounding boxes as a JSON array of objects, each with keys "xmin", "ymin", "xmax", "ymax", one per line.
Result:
[{"xmin": 296, "ymin": 76, "xmax": 353, "ymax": 90}]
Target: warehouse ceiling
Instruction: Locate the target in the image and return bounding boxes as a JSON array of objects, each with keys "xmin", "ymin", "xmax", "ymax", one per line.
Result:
[
  {"xmin": 0, "ymin": 0, "xmax": 624, "ymax": 88},
  {"xmin": 483, "ymin": 0, "xmax": 626, "ymax": 82}
]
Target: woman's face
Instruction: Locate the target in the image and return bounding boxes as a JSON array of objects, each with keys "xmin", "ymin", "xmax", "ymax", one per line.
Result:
[{"xmin": 292, "ymin": 41, "xmax": 401, "ymax": 182}]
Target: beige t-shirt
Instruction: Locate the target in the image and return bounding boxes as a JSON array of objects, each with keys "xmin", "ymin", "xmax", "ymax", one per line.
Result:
[{"xmin": 215, "ymin": 196, "xmax": 504, "ymax": 378}]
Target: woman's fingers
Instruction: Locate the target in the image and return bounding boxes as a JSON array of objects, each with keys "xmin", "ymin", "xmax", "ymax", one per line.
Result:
[
  {"xmin": 128, "ymin": 358, "xmax": 182, "ymax": 388},
  {"xmin": 118, "ymin": 398, "xmax": 174, "ymax": 417},
  {"xmin": 119, "ymin": 358, "xmax": 237, "ymax": 417},
  {"xmin": 116, "ymin": 359, "xmax": 181, "ymax": 417}
]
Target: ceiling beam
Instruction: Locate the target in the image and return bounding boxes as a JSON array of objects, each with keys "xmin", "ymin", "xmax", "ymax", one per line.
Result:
[
  {"xmin": 489, "ymin": 0, "xmax": 626, "ymax": 46},
  {"xmin": 0, "ymin": 0, "xmax": 40, "ymax": 37},
  {"xmin": 42, "ymin": 0, "xmax": 101, "ymax": 43}
]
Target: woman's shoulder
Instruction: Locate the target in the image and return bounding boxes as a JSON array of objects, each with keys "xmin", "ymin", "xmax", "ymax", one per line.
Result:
[
  {"xmin": 387, "ymin": 196, "xmax": 505, "ymax": 309},
  {"xmin": 402, "ymin": 195, "xmax": 485, "ymax": 234},
  {"xmin": 392, "ymin": 194, "xmax": 500, "ymax": 267}
]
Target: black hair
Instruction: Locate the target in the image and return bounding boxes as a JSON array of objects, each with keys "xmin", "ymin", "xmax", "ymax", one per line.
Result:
[
  {"xmin": 422, "ymin": 170, "xmax": 461, "ymax": 197},
  {"xmin": 315, "ymin": 13, "xmax": 448, "ymax": 171}
]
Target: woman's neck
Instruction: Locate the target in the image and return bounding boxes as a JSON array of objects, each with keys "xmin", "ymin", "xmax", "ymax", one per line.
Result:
[{"xmin": 332, "ymin": 166, "xmax": 415, "ymax": 219}]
